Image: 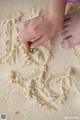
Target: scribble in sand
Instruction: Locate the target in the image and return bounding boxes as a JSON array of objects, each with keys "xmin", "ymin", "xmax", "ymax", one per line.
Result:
[
  {"xmin": 0, "ymin": 12, "xmax": 23, "ymax": 64},
  {"xmin": 7, "ymin": 67, "xmax": 74, "ymax": 110}
]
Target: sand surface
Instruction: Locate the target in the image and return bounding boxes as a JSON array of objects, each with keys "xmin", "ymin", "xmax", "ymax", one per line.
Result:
[{"xmin": 0, "ymin": 0, "xmax": 80, "ymax": 120}]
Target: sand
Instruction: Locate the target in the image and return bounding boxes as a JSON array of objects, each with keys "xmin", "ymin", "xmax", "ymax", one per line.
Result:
[{"xmin": 0, "ymin": 0, "xmax": 80, "ymax": 120}]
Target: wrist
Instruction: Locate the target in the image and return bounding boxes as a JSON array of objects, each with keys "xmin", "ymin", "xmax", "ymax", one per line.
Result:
[
  {"xmin": 49, "ymin": 0, "xmax": 66, "ymax": 22},
  {"xmin": 48, "ymin": 10, "xmax": 64, "ymax": 24}
]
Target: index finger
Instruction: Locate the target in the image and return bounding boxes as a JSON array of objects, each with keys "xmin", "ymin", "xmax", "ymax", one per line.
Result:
[{"xmin": 22, "ymin": 41, "xmax": 29, "ymax": 52}]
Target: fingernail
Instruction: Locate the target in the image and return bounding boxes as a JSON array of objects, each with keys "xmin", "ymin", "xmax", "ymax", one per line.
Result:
[{"xmin": 30, "ymin": 45, "xmax": 35, "ymax": 49}]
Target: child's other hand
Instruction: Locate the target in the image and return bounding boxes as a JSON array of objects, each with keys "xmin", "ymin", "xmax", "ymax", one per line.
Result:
[{"xmin": 19, "ymin": 11, "xmax": 62, "ymax": 51}]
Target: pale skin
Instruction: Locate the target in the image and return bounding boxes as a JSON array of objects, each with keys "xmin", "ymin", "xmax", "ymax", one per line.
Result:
[
  {"xmin": 61, "ymin": 10, "xmax": 80, "ymax": 48},
  {"xmin": 19, "ymin": 0, "xmax": 66, "ymax": 51}
]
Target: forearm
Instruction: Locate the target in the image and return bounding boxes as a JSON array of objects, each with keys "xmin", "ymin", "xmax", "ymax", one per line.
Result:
[{"xmin": 49, "ymin": 0, "xmax": 67, "ymax": 21}]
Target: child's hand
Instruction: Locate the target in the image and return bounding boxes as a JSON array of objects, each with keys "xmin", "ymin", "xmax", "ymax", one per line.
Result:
[{"xmin": 19, "ymin": 11, "xmax": 62, "ymax": 51}]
